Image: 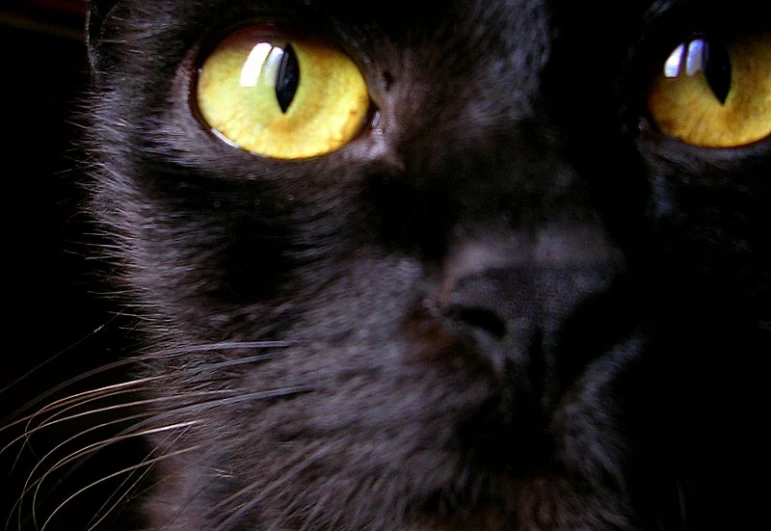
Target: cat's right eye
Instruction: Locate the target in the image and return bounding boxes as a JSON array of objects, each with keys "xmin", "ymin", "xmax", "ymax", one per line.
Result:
[
  {"xmin": 195, "ymin": 26, "xmax": 371, "ymax": 159},
  {"xmin": 646, "ymin": 27, "xmax": 771, "ymax": 148}
]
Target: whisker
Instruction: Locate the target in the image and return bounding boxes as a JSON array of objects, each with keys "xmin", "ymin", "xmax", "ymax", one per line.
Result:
[
  {"xmin": 5, "ymin": 375, "xmax": 290, "ymax": 456},
  {"xmin": 214, "ymin": 443, "xmax": 334, "ymax": 530},
  {"xmin": 21, "ymin": 384, "xmax": 312, "ymax": 456},
  {"xmin": 21, "ymin": 383, "xmax": 147, "ymax": 428},
  {"xmin": 30, "ymin": 421, "xmax": 200, "ymax": 531},
  {"xmin": 9, "ymin": 411, "xmax": 150, "ymax": 531},
  {"xmin": 19, "ymin": 410, "xmax": 160, "ymax": 501},
  {"xmin": 15, "ymin": 384, "xmax": 314, "ymax": 527},
  {"xmin": 3, "ymin": 359, "xmax": 150, "ymax": 424},
  {"xmin": 157, "ymin": 340, "xmax": 294, "ymax": 355},
  {"xmin": 4, "ymin": 337, "xmax": 303, "ymax": 530},
  {"xmin": 85, "ymin": 417, "xmax": 204, "ymax": 531},
  {"xmin": 9, "ymin": 388, "xmax": 241, "ymax": 473},
  {"xmin": 5, "ymin": 340, "xmax": 291, "ymax": 424},
  {"xmin": 40, "ymin": 443, "xmax": 201, "ymax": 531},
  {"xmin": 10, "ymin": 388, "xmax": 247, "ymax": 528},
  {"xmin": 191, "ymin": 352, "xmax": 285, "ymax": 371},
  {"xmin": 86, "ymin": 451, "xmax": 155, "ymax": 531},
  {"xmin": 0, "ymin": 314, "xmax": 120, "ymax": 397},
  {"xmin": 296, "ymin": 487, "xmax": 336, "ymax": 531},
  {"xmin": 4, "ymin": 383, "xmax": 154, "ymax": 460}
]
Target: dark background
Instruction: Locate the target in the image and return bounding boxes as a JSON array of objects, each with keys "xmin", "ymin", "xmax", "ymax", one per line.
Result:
[{"xmin": 1, "ymin": 2, "xmax": 143, "ymax": 529}]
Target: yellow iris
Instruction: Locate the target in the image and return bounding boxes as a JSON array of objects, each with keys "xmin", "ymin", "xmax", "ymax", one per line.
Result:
[
  {"xmin": 647, "ymin": 30, "xmax": 771, "ymax": 148},
  {"xmin": 197, "ymin": 27, "xmax": 370, "ymax": 159}
]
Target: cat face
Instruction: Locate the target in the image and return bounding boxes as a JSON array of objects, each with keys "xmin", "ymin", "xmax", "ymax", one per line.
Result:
[{"xmin": 85, "ymin": 0, "xmax": 770, "ymax": 529}]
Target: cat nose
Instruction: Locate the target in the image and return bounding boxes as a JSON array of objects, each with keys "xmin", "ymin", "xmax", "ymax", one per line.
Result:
[
  {"xmin": 441, "ymin": 266, "xmax": 534, "ymax": 344},
  {"xmin": 435, "ymin": 227, "xmax": 625, "ymax": 375}
]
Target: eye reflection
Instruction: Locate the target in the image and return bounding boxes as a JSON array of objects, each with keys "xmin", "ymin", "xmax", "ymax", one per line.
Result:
[
  {"xmin": 664, "ymin": 43, "xmax": 685, "ymax": 78},
  {"xmin": 239, "ymin": 42, "xmax": 273, "ymax": 87},
  {"xmin": 664, "ymin": 38, "xmax": 707, "ymax": 78}
]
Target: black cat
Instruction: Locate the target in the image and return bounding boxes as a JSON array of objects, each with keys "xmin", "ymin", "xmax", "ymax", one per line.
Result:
[{"xmin": 58, "ymin": 0, "xmax": 771, "ymax": 528}]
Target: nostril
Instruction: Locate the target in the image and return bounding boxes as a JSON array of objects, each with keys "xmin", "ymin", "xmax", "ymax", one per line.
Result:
[
  {"xmin": 437, "ymin": 270, "xmax": 518, "ymax": 342},
  {"xmin": 446, "ymin": 306, "xmax": 507, "ymax": 340}
]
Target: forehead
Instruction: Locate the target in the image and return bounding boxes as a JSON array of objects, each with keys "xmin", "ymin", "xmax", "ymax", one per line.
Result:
[
  {"xmin": 95, "ymin": 0, "xmax": 724, "ymax": 49},
  {"xmin": 96, "ymin": 0, "xmax": 753, "ymax": 35},
  {"xmin": 99, "ymin": 0, "xmax": 664, "ymax": 55}
]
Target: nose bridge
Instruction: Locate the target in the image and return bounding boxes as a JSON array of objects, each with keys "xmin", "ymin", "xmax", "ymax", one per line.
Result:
[
  {"xmin": 392, "ymin": 79, "xmax": 550, "ymax": 195},
  {"xmin": 440, "ymin": 225, "xmax": 623, "ymax": 317},
  {"xmin": 381, "ymin": 0, "xmax": 552, "ymax": 179}
]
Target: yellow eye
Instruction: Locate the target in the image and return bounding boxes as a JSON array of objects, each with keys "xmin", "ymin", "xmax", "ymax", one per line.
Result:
[
  {"xmin": 196, "ymin": 27, "xmax": 370, "ymax": 159},
  {"xmin": 647, "ymin": 30, "xmax": 771, "ymax": 148}
]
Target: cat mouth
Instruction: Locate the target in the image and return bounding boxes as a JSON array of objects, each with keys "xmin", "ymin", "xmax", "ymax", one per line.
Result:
[
  {"xmin": 406, "ymin": 286, "xmax": 640, "ymax": 440},
  {"xmin": 391, "ymin": 327, "xmax": 641, "ymax": 530}
]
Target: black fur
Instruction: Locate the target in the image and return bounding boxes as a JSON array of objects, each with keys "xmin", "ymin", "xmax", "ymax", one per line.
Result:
[{"xmin": 81, "ymin": 0, "xmax": 770, "ymax": 529}]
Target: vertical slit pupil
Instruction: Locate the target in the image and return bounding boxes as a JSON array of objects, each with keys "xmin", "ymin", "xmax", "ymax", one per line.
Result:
[
  {"xmin": 276, "ymin": 43, "xmax": 300, "ymax": 114},
  {"xmin": 703, "ymin": 39, "xmax": 732, "ymax": 105}
]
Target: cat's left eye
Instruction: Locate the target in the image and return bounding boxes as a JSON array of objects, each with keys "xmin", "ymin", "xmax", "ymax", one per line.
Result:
[
  {"xmin": 195, "ymin": 26, "xmax": 371, "ymax": 159},
  {"xmin": 647, "ymin": 28, "xmax": 771, "ymax": 148}
]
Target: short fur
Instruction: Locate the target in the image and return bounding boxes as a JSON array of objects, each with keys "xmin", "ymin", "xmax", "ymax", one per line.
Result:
[{"xmin": 83, "ymin": 0, "xmax": 770, "ymax": 529}]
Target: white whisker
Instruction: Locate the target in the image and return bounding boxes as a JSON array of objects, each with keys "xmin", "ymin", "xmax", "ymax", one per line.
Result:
[
  {"xmin": 86, "ymin": 423, "xmax": 196, "ymax": 531},
  {"xmin": 40, "ymin": 444, "xmax": 201, "ymax": 531},
  {"xmin": 4, "ymin": 357, "xmax": 145, "ymax": 422}
]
